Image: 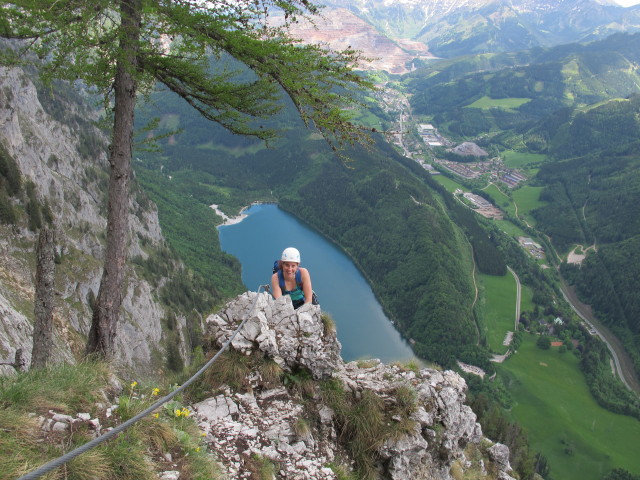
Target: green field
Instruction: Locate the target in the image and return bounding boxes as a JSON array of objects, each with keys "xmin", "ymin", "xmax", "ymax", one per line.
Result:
[
  {"xmin": 498, "ymin": 337, "xmax": 640, "ymax": 480},
  {"xmin": 512, "ymin": 185, "xmax": 546, "ymax": 226},
  {"xmin": 432, "ymin": 173, "xmax": 462, "ymax": 193},
  {"xmin": 465, "ymin": 96, "xmax": 531, "ymax": 111},
  {"xmin": 482, "ymin": 183, "xmax": 515, "ymax": 215},
  {"xmin": 494, "ymin": 218, "xmax": 528, "ymax": 237},
  {"xmin": 479, "ymin": 272, "xmax": 517, "ymax": 353},
  {"xmin": 520, "ymin": 283, "xmax": 534, "ymax": 314},
  {"xmin": 502, "ymin": 150, "xmax": 547, "ymax": 169}
]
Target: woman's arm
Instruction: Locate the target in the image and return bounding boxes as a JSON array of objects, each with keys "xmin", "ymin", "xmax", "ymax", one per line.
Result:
[
  {"xmin": 300, "ymin": 268, "xmax": 313, "ymax": 304},
  {"xmin": 271, "ymin": 272, "xmax": 283, "ymax": 299}
]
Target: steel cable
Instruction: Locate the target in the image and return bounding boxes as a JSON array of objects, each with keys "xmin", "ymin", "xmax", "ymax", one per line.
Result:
[{"xmin": 17, "ymin": 286, "xmax": 268, "ymax": 480}]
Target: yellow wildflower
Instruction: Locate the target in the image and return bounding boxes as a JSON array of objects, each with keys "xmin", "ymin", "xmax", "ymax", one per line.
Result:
[
  {"xmin": 130, "ymin": 381, "xmax": 138, "ymax": 389},
  {"xmin": 195, "ymin": 447, "xmax": 201, "ymax": 453},
  {"xmin": 181, "ymin": 408, "xmax": 190, "ymax": 417},
  {"xmin": 153, "ymin": 413, "xmax": 159, "ymax": 418},
  {"xmin": 152, "ymin": 388, "xmax": 160, "ymax": 396},
  {"xmin": 174, "ymin": 408, "xmax": 182, "ymax": 417}
]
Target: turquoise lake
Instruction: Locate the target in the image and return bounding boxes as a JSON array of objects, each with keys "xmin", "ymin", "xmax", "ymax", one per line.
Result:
[{"xmin": 218, "ymin": 203, "xmax": 415, "ymax": 363}]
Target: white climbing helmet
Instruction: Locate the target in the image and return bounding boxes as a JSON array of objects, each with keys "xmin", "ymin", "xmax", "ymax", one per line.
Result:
[{"xmin": 281, "ymin": 247, "xmax": 301, "ymax": 263}]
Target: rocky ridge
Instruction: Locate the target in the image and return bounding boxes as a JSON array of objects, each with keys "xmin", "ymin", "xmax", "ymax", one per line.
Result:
[{"xmin": 192, "ymin": 292, "xmax": 515, "ymax": 480}]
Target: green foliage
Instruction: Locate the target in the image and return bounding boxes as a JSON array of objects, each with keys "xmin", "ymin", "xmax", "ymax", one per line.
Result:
[
  {"xmin": 132, "ymin": 244, "xmax": 227, "ymax": 315},
  {"xmin": 0, "ymin": 186, "xmax": 16, "ymax": 224},
  {"xmin": 536, "ymin": 335, "xmax": 552, "ymax": 350},
  {"xmin": 133, "ymin": 166, "xmax": 244, "ymax": 304},
  {"xmin": 0, "ymin": 142, "xmax": 20, "ymax": 224},
  {"xmin": 282, "ymin": 367, "xmax": 316, "ymax": 399},
  {"xmin": 282, "ymin": 139, "xmax": 481, "ymax": 368},
  {"xmin": 25, "ymin": 180, "xmax": 42, "ymax": 231},
  {"xmin": 246, "ymin": 454, "xmax": 278, "ymax": 480},
  {"xmin": 604, "ymin": 469, "xmax": 640, "ymax": 480},
  {"xmin": 320, "ymin": 378, "xmax": 419, "ymax": 480},
  {"xmin": 166, "ymin": 331, "xmax": 185, "ymax": 373},
  {"xmin": 579, "ymin": 337, "xmax": 640, "ymax": 421},
  {"xmin": 0, "ymin": 142, "xmax": 21, "ymax": 196},
  {"xmin": 134, "ymin": 92, "xmax": 487, "ymax": 368}
]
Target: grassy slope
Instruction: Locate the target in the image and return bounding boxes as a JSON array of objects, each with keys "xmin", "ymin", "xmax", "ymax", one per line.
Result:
[
  {"xmin": 479, "ymin": 272, "xmax": 517, "ymax": 353},
  {"xmin": 497, "ymin": 336, "xmax": 640, "ymax": 480}
]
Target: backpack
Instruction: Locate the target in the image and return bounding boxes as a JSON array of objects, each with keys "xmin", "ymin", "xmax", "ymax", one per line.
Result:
[{"xmin": 272, "ymin": 260, "xmax": 319, "ymax": 305}]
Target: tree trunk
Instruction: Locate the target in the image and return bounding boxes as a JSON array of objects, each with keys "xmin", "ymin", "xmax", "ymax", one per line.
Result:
[
  {"xmin": 31, "ymin": 227, "xmax": 56, "ymax": 369},
  {"xmin": 86, "ymin": 0, "xmax": 141, "ymax": 358}
]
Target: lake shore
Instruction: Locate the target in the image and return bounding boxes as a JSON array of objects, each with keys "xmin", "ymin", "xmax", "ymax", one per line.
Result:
[{"xmin": 211, "ymin": 202, "xmax": 270, "ymax": 227}]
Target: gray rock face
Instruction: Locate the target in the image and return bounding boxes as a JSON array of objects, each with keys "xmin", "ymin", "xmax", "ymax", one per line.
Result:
[
  {"xmin": 206, "ymin": 292, "xmax": 341, "ymax": 379},
  {"xmin": 0, "ymin": 66, "xmax": 179, "ymax": 373},
  {"xmin": 197, "ymin": 293, "xmax": 516, "ymax": 480}
]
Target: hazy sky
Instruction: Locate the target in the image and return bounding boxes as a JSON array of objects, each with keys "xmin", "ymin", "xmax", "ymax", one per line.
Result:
[{"xmin": 614, "ymin": 0, "xmax": 640, "ymax": 6}]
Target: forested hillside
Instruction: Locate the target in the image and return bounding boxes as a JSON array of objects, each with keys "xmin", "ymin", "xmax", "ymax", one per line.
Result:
[
  {"xmin": 407, "ymin": 33, "xmax": 640, "ymax": 141},
  {"xmin": 532, "ymin": 97, "xmax": 640, "ymax": 375},
  {"xmin": 401, "ymin": 33, "xmax": 640, "ymax": 378}
]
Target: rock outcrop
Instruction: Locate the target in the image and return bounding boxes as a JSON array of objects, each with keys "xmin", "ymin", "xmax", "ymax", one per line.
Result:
[{"xmin": 195, "ymin": 292, "xmax": 516, "ymax": 480}]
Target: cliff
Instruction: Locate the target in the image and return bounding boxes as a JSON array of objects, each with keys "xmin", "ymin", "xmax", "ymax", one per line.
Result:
[
  {"xmin": 0, "ymin": 65, "xmax": 190, "ymax": 374},
  {"xmin": 193, "ymin": 292, "xmax": 515, "ymax": 480}
]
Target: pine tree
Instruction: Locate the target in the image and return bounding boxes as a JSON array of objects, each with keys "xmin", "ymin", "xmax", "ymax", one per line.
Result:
[{"xmin": 1, "ymin": 0, "xmax": 372, "ymax": 357}]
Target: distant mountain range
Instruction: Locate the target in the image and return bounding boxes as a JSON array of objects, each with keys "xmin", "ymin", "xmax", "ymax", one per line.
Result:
[{"xmin": 284, "ymin": 0, "xmax": 640, "ymax": 73}]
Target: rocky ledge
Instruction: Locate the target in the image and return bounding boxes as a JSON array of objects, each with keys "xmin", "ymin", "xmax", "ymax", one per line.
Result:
[{"xmin": 193, "ymin": 292, "xmax": 516, "ymax": 480}]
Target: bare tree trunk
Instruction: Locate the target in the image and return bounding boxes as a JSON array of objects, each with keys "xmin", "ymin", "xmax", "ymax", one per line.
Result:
[
  {"xmin": 86, "ymin": 0, "xmax": 141, "ymax": 358},
  {"xmin": 31, "ymin": 227, "xmax": 55, "ymax": 369}
]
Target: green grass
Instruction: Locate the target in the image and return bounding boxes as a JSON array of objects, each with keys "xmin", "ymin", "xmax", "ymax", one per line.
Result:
[
  {"xmin": 512, "ymin": 186, "xmax": 546, "ymax": 226},
  {"xmin": 0, "ymin": 361, "xmax": 224, "ymax": 480},
  {"xmin": 465, "ymin": 96, "xmax": 531, "ymax": 111},
  {"xmin": 502, "ymin": 151, "xmax": 547, "ymax": 169},
  {"xmin": 432, "ymin": 173, "xmax": 462, "ymax": 193},
  {"xmin": 498, "ymin": 336, "xmax": 640, "ymax": 480},
  {"xmin": 482, "ymin": 183, "xmax": 515, "ymax": 216},
  {"xmin": 479, "ymin": 272, "xmax": 517, "ymax": 353},
  {"xmin": 520, "ymin": 283, "xmax": 535, "ymax": 314},
  {"xmin": 493, "ymin": 218, "xmax": 528, "ymax": 237}
]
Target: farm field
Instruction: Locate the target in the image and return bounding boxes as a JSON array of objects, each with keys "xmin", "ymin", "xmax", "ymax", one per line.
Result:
[
  {"xmin": 465, "ymin": 96, "xmax": 531, "ymax": 111},
  {"xmin": 494, "ymin": 218, "xmax": 528, "ymax": 238},
  {"xmin": 502, "ymin": 150, "xmax": 547, "ymax": 169},
  {"xmin": 512, "ymin": 185, "xmax": 546, "ymax": 226},
  {"xmin": 498, "ymin": 337, "xmax": 640, "ymax": 480},
  {"xmin": 431, "ymin": 173, "xmax": 461, "ymax": 193},
  {"xmin": 479, "ymin": 272, "xmax": 517, "ymax": 353},
  {"xmin": 482, "ymin": 183, "xmax": 515, "ymax": 215}
]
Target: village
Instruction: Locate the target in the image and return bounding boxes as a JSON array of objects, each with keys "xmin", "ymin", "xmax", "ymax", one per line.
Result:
[{"xmin": 376, "ymin": 83, "xmax": 544, "ymax": 262}]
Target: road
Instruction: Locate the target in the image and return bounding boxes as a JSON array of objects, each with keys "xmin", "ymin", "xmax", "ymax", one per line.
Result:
[{"xmin": 558, "ymin": 276, "xmax": 640, "ymax": 394}]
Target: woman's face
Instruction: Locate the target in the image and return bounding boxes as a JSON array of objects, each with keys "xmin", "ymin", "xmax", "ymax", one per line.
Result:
[{"xmin": 281, "ymin": 261, "xmax": 299, "ymax": 277}]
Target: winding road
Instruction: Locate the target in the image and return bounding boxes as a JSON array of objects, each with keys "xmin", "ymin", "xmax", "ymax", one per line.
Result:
[{"xmin": 558, "ymin": 276, "xmax": 640, "ymax": 394}]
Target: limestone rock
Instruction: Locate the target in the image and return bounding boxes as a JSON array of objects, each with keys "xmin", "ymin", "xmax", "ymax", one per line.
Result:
[
  {"xmin": 205, "ymin": 292, "xmax": 341, "ymax": 379},
  {"xmin": 195, "ymin": 294, "xmax": 516, "ymax": 480}
]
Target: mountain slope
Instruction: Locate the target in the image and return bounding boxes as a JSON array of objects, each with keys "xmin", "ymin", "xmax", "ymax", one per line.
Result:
[{"xmin": 320, "ymin": 0, "xmax": 640, "ymax": 61}]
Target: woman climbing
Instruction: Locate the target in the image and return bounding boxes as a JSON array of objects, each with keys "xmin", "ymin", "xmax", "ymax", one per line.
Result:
[{"xmin": 271, "ymin": 247, "xmax": 314, "ymax": 309}]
